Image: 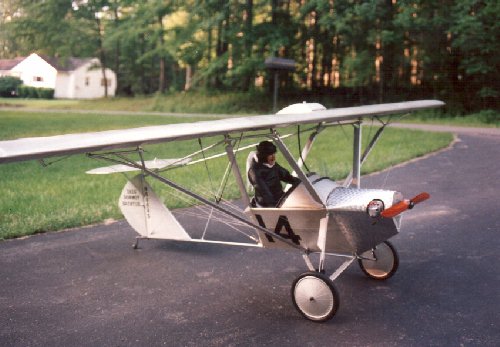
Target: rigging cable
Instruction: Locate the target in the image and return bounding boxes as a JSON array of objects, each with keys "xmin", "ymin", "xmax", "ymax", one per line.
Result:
[
  {"xmin": 215, "ymin": 134, "xmax": 244, "ymax": 203},
  {"xmin": 198, "ymin": 137, "xmax": 217, "ymax": 240},
  {"xmin": 297, "ymin": 125, "xmax": 310, "ymax": 173},
  {"xmin": 198, "ymin": 138, "xmax": 217, "ymax": 201}
]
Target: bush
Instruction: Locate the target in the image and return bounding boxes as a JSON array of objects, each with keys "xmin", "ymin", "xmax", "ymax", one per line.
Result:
[
  {"xmin": 477, "ymin": 110, "xmax": 499, "ymax": 124},
  {"xmin": 17, "ymin": 85, "xmax": 54, "ymax": 99},
  {"xmin": 0, "ymin": 76, "xmax": 23, "ymax": 97},
  {"xmin": 17, "ymin": 85, "xmax": 32, "ymax": 98},
  {"xmin": 37, "ymin": 88, "xmax": 54, "ymax": 99}
]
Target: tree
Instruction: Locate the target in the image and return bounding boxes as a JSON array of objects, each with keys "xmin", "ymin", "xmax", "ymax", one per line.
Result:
[
  {"xmin": 376, "ymin": 0, "xmax": 398, "ymax": 102},
  {"xmin": 0, "ymin": 0, "xmax": 24, "ymax": 57},
  {"xmin": 6, "ymin": 0, "xmax": 95, "ymax": 57},
  {"xmin": 451, "ymin": 0, "xmax": 500, "ymax": 110},
  {"xmin": 332, "ymin": 1, "xmax": 379, "ymax": 102},
  {"xmin": 73, "ymin": 0, "xmax": 113, "ymax": 97},
  {"xmin": 1, "ymin": 0, "xmax": 497, "ymax": 111}
]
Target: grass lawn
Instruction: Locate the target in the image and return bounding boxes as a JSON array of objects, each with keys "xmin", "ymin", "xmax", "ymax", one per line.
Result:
[
  {"xmin": 0, "ymin": 108, "xmax": 454, "ymax": 240},
  {"xmin": 406, "ymin": 109, "xmax": 499, "ymax": 128},
  {"xmin": 0, "ymin": 92, "xmax": 274, "ymax": 114},
  {"xmin": 2, "ymin": 94, "xmax": 498, "ymax": 127}
]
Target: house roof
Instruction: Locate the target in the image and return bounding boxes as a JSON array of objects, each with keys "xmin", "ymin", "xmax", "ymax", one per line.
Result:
[
  {"xmin": 0, "ymin": 57, "xmax": 25, "ymax": 70},
  {"xmin": 39, "ymin": 55, "xmax": 95, "ymax": 72},
  {"xmin": 0, "ymin": 54, "xmax": 97, "ymax": 72}
]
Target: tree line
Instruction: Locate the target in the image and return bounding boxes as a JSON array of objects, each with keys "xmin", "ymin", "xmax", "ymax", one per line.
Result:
[{"xmin": 1, "ymin": 0, "xmax": 498, "ymax": 112}]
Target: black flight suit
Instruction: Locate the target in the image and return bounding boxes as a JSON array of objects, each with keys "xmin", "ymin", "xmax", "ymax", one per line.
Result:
[{"xmin": 248, "ymin": 158, "xmax": 300, "ymax": 207}]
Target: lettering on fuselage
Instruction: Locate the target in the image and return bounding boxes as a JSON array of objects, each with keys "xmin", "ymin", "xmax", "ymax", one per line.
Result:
[
  {"xmin": 121, "ymin": 188, "xmax": 142, "ymax": 207},
  {"xmin": 255, "ymin": 215, "xmax": 301, "ymax": 245}
]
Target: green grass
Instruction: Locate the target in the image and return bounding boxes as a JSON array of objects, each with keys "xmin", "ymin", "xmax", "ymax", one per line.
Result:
[
  {"xmin": 3, "ymin": 93, "xmax": 498, "ymax": 126},
  {"xmin": 0, "ymin": 97, "xmax": 81, "ymax": 109},
  {"xmin": 0, "ymin": 110, "xmax": 212, "ymax": 140},
  {"xmin": 0, "ymin": 91, "xmax": 275, "ymax": 114},
  {"xmin": 0, "ymin": 91, "xmax": 500, "ymax": 123},
  {"xmin": 0, "ymin": 108, "xmax": 453, "ymax": 240},
  {"xmin": 405, "ymin": 109, "xmax": 500, "ymax": 128}
]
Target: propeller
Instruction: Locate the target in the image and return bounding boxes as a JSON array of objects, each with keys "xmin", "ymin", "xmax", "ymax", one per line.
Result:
[{"xmin": 381, "ymin": 192, "xmax": 430, "ymax": 218}]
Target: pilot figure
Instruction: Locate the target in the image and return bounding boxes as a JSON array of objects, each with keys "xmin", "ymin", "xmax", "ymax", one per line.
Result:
[{"xmin": 248, "ymin": 140, "xmax": 300, "ymax": 207}]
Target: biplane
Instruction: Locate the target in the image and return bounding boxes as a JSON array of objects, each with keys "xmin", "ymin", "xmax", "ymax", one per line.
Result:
[{"xmin": 0, "ymin": 100, "xmax": 444, "ymax": 322}]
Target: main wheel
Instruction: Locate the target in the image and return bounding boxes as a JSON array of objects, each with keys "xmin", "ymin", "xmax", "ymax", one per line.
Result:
[
  {"xmin": 358, "ymin": 241, "xmax": 399, "ymax": 280},
  {"xmin": 291, "ymin": 272, "xmax": 339, "ymax": 322}
]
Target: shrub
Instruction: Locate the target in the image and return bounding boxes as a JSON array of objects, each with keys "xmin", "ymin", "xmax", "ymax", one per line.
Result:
[
  {"xmin": 477, "ymin": 110, "xmax": 499, "ymax": 124},
  {"xmin": 17, "ymin": 85, "xmax": 54, "ymax": 99},
  {"xmin": 37, "ymin": 88, "xmax": 55, "ymax": 99},
  {"xmin": 17, "ymin": 85, "xmax": 31, "ymax": 98},
  {"xmin": 0, "ymin": 76, "xmax": 23, "ymax": 97}
]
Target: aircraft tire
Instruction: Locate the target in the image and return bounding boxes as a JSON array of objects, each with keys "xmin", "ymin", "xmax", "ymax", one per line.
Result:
[
  {"xmin": 291, "ymin": 272, "xmax": 339, "ymax": 322},
  {"xmin": 358, "ymin": 241, "xmax": 399, "ymax": 280}
]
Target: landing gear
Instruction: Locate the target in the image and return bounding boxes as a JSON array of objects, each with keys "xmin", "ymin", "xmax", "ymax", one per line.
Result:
[
  {"xmin": 358, "ymin": 241, "xmax": 399, "ymax": 280},
  {"xmin": 132, "ymin": 236, "xmax": 146, "ymax": 249},
  {"xmin": 292, "ymin": 241, "xmax": 399, "ymax": 321},
  {"xmin": 291, "ymin": 272, "xmax": 339, "ymax": 322}
]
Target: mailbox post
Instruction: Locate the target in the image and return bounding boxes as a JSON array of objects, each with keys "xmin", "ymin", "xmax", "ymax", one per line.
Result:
[{"xmin": 265, "ymin": 57, "xmax": 295, "ymax": 112}]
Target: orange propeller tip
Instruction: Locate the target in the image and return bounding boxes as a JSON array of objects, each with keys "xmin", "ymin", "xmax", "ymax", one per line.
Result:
[{"xmin": 411, "ymin": 192, "xmax": 431, "ymax": 204}]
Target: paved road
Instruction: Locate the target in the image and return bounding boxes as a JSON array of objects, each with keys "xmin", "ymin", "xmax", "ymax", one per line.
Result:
[{"xmin": 1, "ymin": 129, "xmax": 499, "ymax": 346}]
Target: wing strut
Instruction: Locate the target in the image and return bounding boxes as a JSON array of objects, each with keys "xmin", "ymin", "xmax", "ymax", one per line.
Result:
[
  {"xmin": 343, "ymin": 117, "xmax": 391, "ymax": 187},
  {"xmin": 352, "ymin": 122, "xmax": 362, "ymax": 188},
  {"xmin": 225, "ymin": 137, "xmax": 251, "ymax": 208},
  {"xmin": 296, "ymin": 124, "xmax": 325, "ymax": 170},
  {"xmin": 272, "ymin": 130, "xmax": 324, "ymax": 205}
]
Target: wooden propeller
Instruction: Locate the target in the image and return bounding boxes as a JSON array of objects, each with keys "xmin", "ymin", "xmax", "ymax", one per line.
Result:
[{"xmin": 381, "ymin": 192, "xmax": 430, "ymax": 218}]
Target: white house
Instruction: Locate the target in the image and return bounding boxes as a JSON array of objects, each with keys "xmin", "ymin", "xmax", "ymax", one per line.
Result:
[{"xmin": 1, "ymin": 53, "xmax": 116, "ymax": 99}]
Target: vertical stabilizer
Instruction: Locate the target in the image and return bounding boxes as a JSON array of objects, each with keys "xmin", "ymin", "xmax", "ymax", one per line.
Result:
[{"xmin": 119, "ymin": 174, "xmax": 191, "ymax": 240}]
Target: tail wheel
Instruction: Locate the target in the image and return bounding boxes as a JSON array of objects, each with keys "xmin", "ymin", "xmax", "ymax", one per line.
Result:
[
  {"xmin": 358, "ymin": 241, "xmax": 399, "ymax": 280},
  {"xmin": 291, "ymin": 272, "xmax": 339, "ymax": 322}
]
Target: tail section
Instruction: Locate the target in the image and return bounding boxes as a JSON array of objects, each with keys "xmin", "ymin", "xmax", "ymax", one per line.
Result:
[{"xmin": 119, "ymin": 174, "xmax": 191, "ymax": 240}]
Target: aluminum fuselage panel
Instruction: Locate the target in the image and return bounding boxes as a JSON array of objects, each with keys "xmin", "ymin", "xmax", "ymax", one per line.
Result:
[{"xmin": 248, "ymin": 178, "xmax": 401, "ymax": 254}]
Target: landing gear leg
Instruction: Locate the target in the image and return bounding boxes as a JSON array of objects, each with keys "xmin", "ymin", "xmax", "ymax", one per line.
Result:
[
  {"xmin": 133, "ymin": 236, "xmax": 145, "ymax": 249},
  {"xmin": 292, "ymin": 216, "xmax": 346, "ymax": 322}
]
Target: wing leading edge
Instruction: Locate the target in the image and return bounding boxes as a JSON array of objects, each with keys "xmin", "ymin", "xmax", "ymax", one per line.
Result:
[{"xmin": 0, "ymin": 100, "xmax": 443, "ymax": 164}]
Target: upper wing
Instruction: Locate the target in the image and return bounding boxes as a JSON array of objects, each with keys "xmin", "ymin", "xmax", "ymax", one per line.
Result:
[{"xmin": 0, "ymin": 100, "xmax": 443, "ymax": 164}]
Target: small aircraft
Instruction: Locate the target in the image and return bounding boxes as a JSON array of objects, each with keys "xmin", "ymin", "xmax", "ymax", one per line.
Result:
[{"xmin": 0, "ymin": 100, "xmax": 444, "ymax": 322}]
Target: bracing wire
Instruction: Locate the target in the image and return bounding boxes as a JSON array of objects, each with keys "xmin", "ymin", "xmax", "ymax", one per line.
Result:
[
  {"xmin": 297, "ymin": 125, "xmax": 310, "ymax": 173},
  {"xmin": 380, "ymin": 115, "xmax": 402, "ymax": 189},
  {"xmin": 38, "ymin": 155, "xmax": 73, "ymax": 167},
  {"xmin": 198, "ymin": 138, "xmax": 217, "ymax": 201},
  {"xmin": 215, "ymin": 134, "xmax": 244, "ymax": 203},
  {"xmin": 161, "ymin": 186, "xmax": 259, "ymax": 242}
]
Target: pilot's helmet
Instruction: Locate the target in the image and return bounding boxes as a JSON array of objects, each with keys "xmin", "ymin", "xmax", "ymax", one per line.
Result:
[{"xmin": 256, "ymin": 141, "xmax": 277, "ymax": 162}]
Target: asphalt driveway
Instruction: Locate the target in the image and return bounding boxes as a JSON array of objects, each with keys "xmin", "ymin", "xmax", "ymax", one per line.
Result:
[{"xmin": 1, "ymin": 127, "xmax": 499, "ymax": 346}]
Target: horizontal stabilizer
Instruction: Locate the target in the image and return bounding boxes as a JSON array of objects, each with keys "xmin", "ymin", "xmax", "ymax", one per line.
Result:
[
  {"xmin": 381, "ymin": 192, "xmax": 430, "ymax": 218},
  {"xmin": 86, "ymin": 158, "xmax": 191, "ymax": 174}
]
